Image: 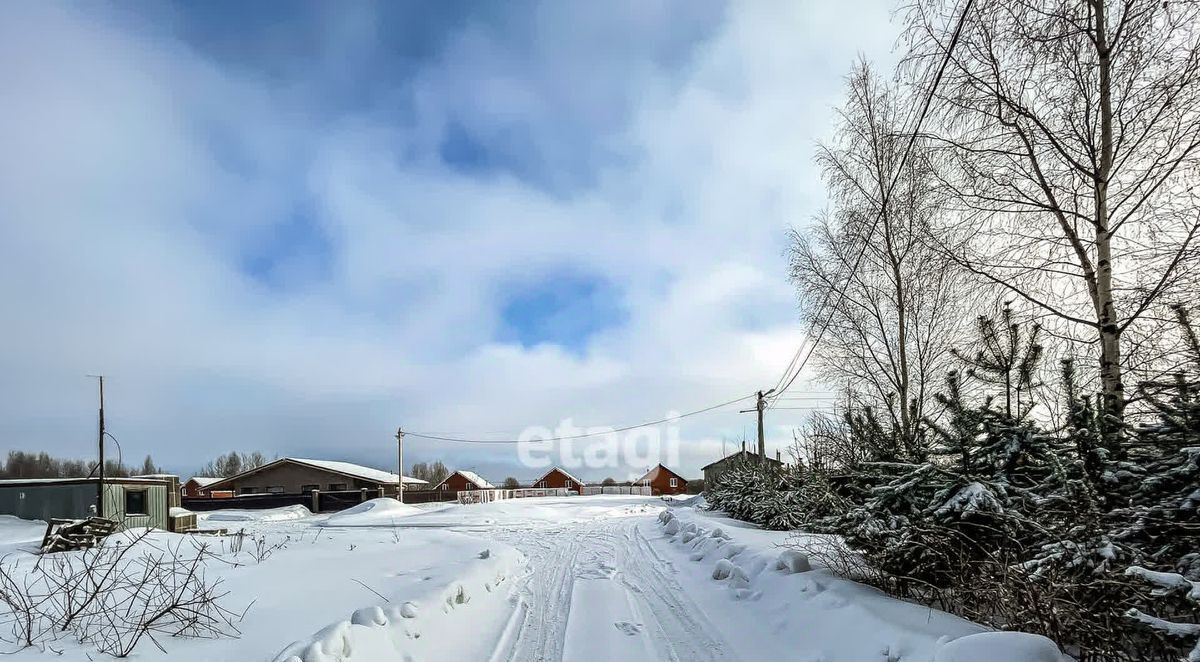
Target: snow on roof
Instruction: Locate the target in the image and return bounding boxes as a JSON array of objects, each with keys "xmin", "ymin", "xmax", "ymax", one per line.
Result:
[
  {"xmin": 0, "ymin": 477, "xmax": 169, "ymax": 485},
  {"xmin": 289, "ymin": 459, "xmax": 428, "ymax": 485},
  {"xmin": 453, "ymin": 470, "xmax": 494, "ymax": 489},
  {"xmin": 535, "ymin": 466, "xmax": 584, "ymax": 486},
  {"xmin": 188, "ymin": 476, "xmax": 222, "ymax": 487}
]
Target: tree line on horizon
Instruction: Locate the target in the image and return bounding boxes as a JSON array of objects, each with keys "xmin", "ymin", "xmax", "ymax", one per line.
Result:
[{"xmin": 0, "ymin": 451, "xmax": 163, "ymax": 480}]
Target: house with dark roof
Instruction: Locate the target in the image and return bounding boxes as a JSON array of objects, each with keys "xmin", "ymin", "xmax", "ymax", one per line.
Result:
[{"xmin": 701, "ymin": 449, "xmax": 784, "ymax": 486}]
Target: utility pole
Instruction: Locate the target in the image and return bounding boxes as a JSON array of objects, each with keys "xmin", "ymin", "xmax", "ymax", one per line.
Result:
[
  {"xmin": 395, "ymin": 427, "xmax": 404, "ymax": 504},
  {"xmin": 93, "ymin": 375, "xmax": 105, "ymax": 517},
  {"xmin": 740, "ymin": 388, "xmax": 775, "ymax": 466}
]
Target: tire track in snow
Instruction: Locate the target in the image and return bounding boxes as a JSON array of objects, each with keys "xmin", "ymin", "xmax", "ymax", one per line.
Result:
[{"xmin": 486, "ymin": 515, "xmax": 736, "ymax": 662}]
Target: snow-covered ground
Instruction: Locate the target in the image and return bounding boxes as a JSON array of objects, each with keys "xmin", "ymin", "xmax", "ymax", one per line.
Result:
[{"xmin": 0, "ymin": 496, "xmax": 1066, "ymax": 661}]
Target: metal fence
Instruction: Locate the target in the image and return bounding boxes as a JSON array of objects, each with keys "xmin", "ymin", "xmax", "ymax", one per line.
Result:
[
  {"xmin": 182, "ymin": 493, "xmax": 309, "ymax": 512},
  {"xmin": 400, "ymin": 490, "xmax": 460, "ymax": 504},
  {"xmin": 580, "ymin": 486, "xmax": 652, "ymax": 496},
  {"xmin": 183, "ymin": 489, "xmax": 388, "ymax": 513}
]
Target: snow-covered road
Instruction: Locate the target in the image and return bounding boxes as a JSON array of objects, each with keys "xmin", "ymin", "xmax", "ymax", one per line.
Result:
[
  {"xmin": 406, "ymin": 496, "xmax": 1064, "ymax": 662},
  {"xmin": 487, "ymin": 512, "xmax": 732, "ymax": 662},
  {"xmin": 0, "ymin": 496, "xmax": 1069, "ymax": 661}
]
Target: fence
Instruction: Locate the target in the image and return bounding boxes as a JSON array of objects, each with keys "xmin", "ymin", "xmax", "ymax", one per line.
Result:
[
  {"xmin": 580, "ymin": 486, "xmax": 652, "ymax": 496},
  {"xmin": 183, "ymin": 493, "xmax": 310, "ymax": 512},
  {"xmin": 400, "ymin": 490, "xmax": 460, "ymax": 505},
  {"xmin": 183, "ymin": 489, "xmax": 390, "ymax": 514},
  {"xmin": 456, "ymin": 487, "xmax": 571, "ymax": 504}
]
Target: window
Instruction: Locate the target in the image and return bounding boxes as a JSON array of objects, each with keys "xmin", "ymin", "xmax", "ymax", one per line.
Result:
[
  {"xmin": 240, "ymin": 486, "xmax": 258, "ymax": 495},
  {"xmin": 669, "ymin": 477, "xmax": 678, "ymax": 488},
  {"xmin": 328, "ymin": 483, "xmax": 347, "ymax": 491},
  {"xmin": 124, "ymin": 489, "xmax": 148, "ymax": 515},
  {"xmin": 301, "ymin": 484, "xmax": 319, "ymax": 493},
  {"xmin": 267, "ymin": 486, "xmax": 285, "ymax": 494}
]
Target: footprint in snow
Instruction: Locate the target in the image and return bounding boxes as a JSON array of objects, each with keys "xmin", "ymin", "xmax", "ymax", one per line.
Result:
[{"xmin": 613, "ymin": 621, "xmax": 644, "ymax": 636}]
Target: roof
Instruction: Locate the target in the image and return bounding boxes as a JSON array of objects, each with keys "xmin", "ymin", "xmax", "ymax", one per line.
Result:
[
  {"xmin": 187, "ymin": 476, "xmax": 222, "ymax": 487},
  {"xmin": 635, "ymin": 464, "xmax": 688, "ymax": 484},
  {"xmin": 437, "ymin": 470, "xmax": 494, "ymax": 490},
  {"xmin": 701, "ymin": 449, "xmax": 784, "ymax": 471},
  {"xmin": 205, "ymin": 458, "xmax": 428, "ymax": 491},
  {"xmin": 0, "ymin": 477, "xmax": 170, "ymax": 486},
  {"xmin": 534, "ymin": 466, "xmax": 584, "ymax": 486},
  {"xmin": 132, "ymin": 473, "xmax": 179, "ymax": 479}
]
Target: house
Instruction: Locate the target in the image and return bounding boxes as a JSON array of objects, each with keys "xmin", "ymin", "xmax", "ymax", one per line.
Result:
[
  {"xmin": 435, "ymin": 470, "xmax": 494, "ymax": 491},
  {"xmin": 533, "ymin": 467, "xmax": 583, "ymax": 492},
  {"xmin": 202, "ymin": 458, "xmax": 428, "ymax": 496},
  {"xmin": 0, "ymin": 477, "xmax": 175, "ymax": 531},
  {"xmin": 635, "ymin": 464, "xmax": 689, "ymax": 496},
  {"xmin": 701, "ymin": 449, "xmax": 784, "ymax": 485},
  {"xmin": 182, "ymin": 476, "xmax": 221, "ymax": 498}
]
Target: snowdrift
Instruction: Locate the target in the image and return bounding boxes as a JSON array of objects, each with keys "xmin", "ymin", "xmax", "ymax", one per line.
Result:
[
  {"xmin": 320, "ymin": 498, "xmax": 423, "ymax": 527},
  {"xmin": 270, "ymin": 537, "xmax": 523, "ymax": 662},
  {"xmin": 652, "ymin": 506, "xmax": 1069, "ymax": 661},
  {"xmin": 200, "ymin": 504, "xmax": 312, "ymax": 523}
]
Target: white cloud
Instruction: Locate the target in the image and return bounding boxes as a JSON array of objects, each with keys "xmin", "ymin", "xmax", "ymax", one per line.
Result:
[{"xmin": 0, "ymin": 1, "xmax": 895, "ymax": 479}]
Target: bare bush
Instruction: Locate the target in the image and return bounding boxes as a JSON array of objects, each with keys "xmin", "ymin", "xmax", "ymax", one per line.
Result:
[{"xmin": 0, "ymin": 530, "xmax": 247, "ymax": 657}]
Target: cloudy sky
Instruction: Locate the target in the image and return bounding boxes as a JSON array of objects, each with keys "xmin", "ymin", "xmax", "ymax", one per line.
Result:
[{"xmin": 0, "ymin": 0, "xmax": 897, "ymax": 481}]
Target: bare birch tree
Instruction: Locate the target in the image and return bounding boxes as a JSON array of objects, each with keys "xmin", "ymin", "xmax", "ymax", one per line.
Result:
[
  {"xmin": 907, "ymin": 0, "xmax": 1200, "ymax": 437},
  {"xmin": 789, "ymin": 61, "xmax": 966, "ymax": 459}
]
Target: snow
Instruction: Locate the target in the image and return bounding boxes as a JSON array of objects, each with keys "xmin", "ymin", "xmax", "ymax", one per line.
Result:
[
  {"xmin": 319, "ymin": 498, "xmax": 424, "ymax": 527},
  {"xmin": 451, "ymin": 469, "xmax": 495, "ymax": 489},
  {"xmin": 533, "ymin": 466, "xmax": 582, "ymax": 487},
  {"xmin": 935, "ymin": 481, "xmax": 1003, "ymax": 518},
  {"xmin": 286, "ymin": 458, "xmax": 429, "ymax": 485},
  {"xmin": 1126, "ymin": 565, "xmax": 1200, "ymax": 599},
  {"xmin": 270, "ymin": 537, "xmax": 523, "ymax": 662},
  {"xmin": 0, "ymin": 514, "xmax": 47, "ymax": 554},
  {"xmin": 933, "ymin": 632, "xmax": 1066, "ymax": 661},
  {"xmin": 0, "ymin": 494, "xmax": 1069, "ymax": 661},
  {"xmin": 188, "ymin": 476, "xmax": 221, "ymax": 487},
  {"xmin": 651, "ymin": 499, "xmax": 1065, "ymax": 661},
  {"xmin": 199, "ymin": 504, "xmax": 313, "ymax": 523},
  {"xmin": 385, "ymin": 494, "xmax": 649, "ymax": 528},
  {"xmin": 774, "ymin": 549, "xmax": 812, "ymax": 574}
]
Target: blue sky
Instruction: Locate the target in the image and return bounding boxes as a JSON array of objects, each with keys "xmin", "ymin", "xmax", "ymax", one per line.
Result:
[{"xmin": 0, "ymin": 0, "xmax": 897, "ymax": 480}]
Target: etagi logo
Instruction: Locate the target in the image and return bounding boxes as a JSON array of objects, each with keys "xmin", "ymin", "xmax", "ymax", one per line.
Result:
[{"xmin": 516, "ymin": 413, "xmax": 682, "ymax": 471}]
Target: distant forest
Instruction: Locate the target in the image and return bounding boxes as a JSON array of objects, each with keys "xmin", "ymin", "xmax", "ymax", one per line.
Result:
[{"xmin": 0, "ymin": 450, "xmax": 163, "ymax": 479}]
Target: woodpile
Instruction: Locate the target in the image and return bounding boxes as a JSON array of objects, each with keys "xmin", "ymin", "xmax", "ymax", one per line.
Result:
[{"xmin": 39, "ymin": 517, "xmax": 118, "ymax": 553}]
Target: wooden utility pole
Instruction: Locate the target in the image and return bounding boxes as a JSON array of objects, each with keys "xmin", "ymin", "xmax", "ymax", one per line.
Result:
[
  {"xmin": 395, "ymin": 427, "xmax": 404, "ymax": 504},
  {"xmin": 756, "ymin": 390, "xmax": 767, "ymax": 466},
  {"xmin": 740, "ymin": 388, "xmax": 774, "ymax": 466}
]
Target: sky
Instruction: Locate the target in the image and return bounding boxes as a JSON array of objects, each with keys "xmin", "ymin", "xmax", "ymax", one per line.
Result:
[{"xmin": 0, "ymin": 0, "xmax": 898, "ymax": 482}]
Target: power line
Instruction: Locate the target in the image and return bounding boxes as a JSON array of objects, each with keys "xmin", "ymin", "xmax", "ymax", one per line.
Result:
[
  {"xmin": 404, "ymin": 393, "xmax": 757, "ymax": 444},
  {"xmin": 768, "ymin": 0, "xmax": 975, "ymax": 409}
]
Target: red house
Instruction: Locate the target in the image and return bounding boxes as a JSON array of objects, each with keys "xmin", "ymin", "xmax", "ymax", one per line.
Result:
[
  {"xmin": 533, "ymin": 467, "xmax": 583, "ymax": 492},
  {"xmin": 434, "ymin": 470, "xmax": 494, "ymax": 492},
  {"xmin": 636, "ymin": 464, "xmax": 688, "ymax": 496},
  {"xmin": 183, "ymin": 476, "xmax": 220, "ymax": 498}
]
